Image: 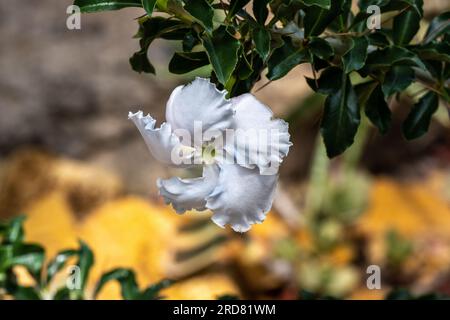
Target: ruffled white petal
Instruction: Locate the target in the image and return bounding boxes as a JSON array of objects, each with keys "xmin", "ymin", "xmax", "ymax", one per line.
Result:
[
  {"xmin": 165, "ymin": 77, "xmax": 234, "ymax": 143},
  {"xmin": 225, "ymin": 94, "xmax": 292, "ymax": 175},
  {"xmin": 206, "ymin": 163, "xmax": 278, "ymax": 232},
  {"xmin": 128, "ymin": 111, "xmax": 194, "ymax": 166},
  {"xmin": 157, "ymin": 164, "xmax": 220, "ymax": 214}
]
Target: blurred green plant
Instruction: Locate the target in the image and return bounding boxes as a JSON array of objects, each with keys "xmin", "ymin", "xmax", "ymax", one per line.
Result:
[
  {"xmin": 0, "ymin": 216, "xmax": 173, "ymax": 300},
  {"xmin": 73, "ymin": 0, "xmax": 449, "ymax": 158}
]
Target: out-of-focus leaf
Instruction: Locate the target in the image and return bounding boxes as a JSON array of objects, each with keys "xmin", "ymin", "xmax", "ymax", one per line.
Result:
[
  {"xmin": 364, "ymin": 85, "xmax": 391, "ymax": 134},
  {"xmin": 10, "ymin": 286, "xmax": 41, "ymax": 300},
  {"xmin": 393, "ymin": 4, "xmax": 422, "ymax": 45},
  {"xmin": 9, "ymin": 244, "xmax": 45, "ymax": 281},
  {"xmin": 4, "ymin": 216, "xmax": 25, "ymax": 244},
  {"xmin": 168, "ymin": 51, "xmax": 209, "ymax": 74},
  {"xmin": 183, "ymin": 0, "xmax": 214, "ymax": 32},
  {"xmin": 94, "ymin": 268, "xmax": 139, "ymax": 299},
  {"xmin": 73, "ymin": 0, "xmax": 142, "ymax": 12},
  {"xmin": 142, "ymin": 0, "xmax": 157, "ymax": 15},
  {"xmin": 267, "ymin": 39, "xmax": 310, "ymax": 80},
  {"xmin": 342, "ymin": 36, "xmax": 368, "ymax": 73},
  {"xmin": 46, "ymin": 249, "xmax": 78, "ymax": 285},
  {"xmin": 320, "ymin": 69, "xmax": 360, "ymax": 157},
  {"xmin": 202, "ymin": 26, "xmax": 240, "ymax": 85},
  {"xmin": 76, "ymin": 241, "xmax": 93, "ymax": 292},
  {"xmin": 140, "ymin": 279, "xmax": 173, "ymax": 299},
  {"xmin": 403, "ymin": 91, "xmax": 439, "ymax": 140},
  {"xmin": 424, "ymin": 12, "xmax": 450, "ymax": 44},
  {"xmin": 309, "ymin": 37, "xmax": 334, "ymax": 60},
  {"xmin": 253, "ymin": 27, "xmax": 271, "ymax": 60},
  {"xmin": 382, "ymin": 65, "xmax": 415, "ymax": 98}
]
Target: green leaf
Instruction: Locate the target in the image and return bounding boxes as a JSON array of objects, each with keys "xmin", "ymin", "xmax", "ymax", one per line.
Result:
[
  {"xmin": 253, "ymin": 27, "xmax": 271, "ymax": 60},
  {"xmin": 182, "ymin": 31, "xmax": 199, "ymax": 52},
  {"xmin": 364, "ymin": 85, "xmax": 391, "ymax": 134},
  {"xmin": 183, "ymin": 0, "xmax": 214, "ymax": 33},
  {"xmin": 357, "ymin": 0, "xmax": 390, "ymax": 11},
  {"xmin": 365, "ymin": 46, "xmax": 426, "ymax": 70},
  {"xmin": 302, "ymin": 0, "xmax": 331, "ymax": 9},
  {"xmin": 228, "ymin": 0, "xmax": 251, "ymax": 18},
  {"xmin": 76, "ymin": 240, "xmax": 94, "ymax": 292},
  {"xmin": 46, "ymin": 249, "xmax": 78, "ymax": 285},
  {"xmin": 9, "ymin": 244, "xmax": 45, "ymax": 281},
  {"xmin": 253, "ymin": 0, "xmax": 270, "ymax": 24},
  {"xmin": 130, "ymin": 46, "xmax": 155, "ymax": 74},
  {"xmin": 202, "ymin": 26, "xmax": 240, "ymax": 85},
  {"xmin": 304, "ymin": 0, "xmax": 343, "ymax": 36},
  {"xmin": 342, "ymin": 36, "xmax": 368, "ymax": 73},
  {"xmin": 320, "ymin": 69, "xmax": 360, "ymax": 157},
  {"xmin": 10, "ymin": 286, "xmax": 41, "ymax": 300},
  {"xmin": 309, "ymin": 66, "xmax": 343, "ymax": 94},
  {"xmin": 403, "ymin": 92, "xmax": 439, "ymax": 140},
  {"xmin": 142, "ymin": 0, "xmax": 157, "ymax": 15},
  {"xmin": 393, "ymin": 6, "xmax": 421, "ymax": 45},
  {"xmin": 168, "ymin": 51, "xmax": 209, "ymax": 74},
  {"xmin": 94, "ymin": 268, "xmax": 139, "ymax": 299},
  {"xmin": 73, "ymin": 0, "xmax": 142, "ymax": 12},
  {"xmin": 4, "ymin": 216, "xmax": 25, "ymax": 244},
  {"xmin": 140, "ymin": 279, "xmax": 173, "ymax": 299},
  {"xmin": 414, "ymin": 42, "xmax": 450, "ymax": 63},
  {"xmin": 308, "ymin": 37, "xmax": 334, "ymax": 60},
  {"xmin": 424, "ymin": 11, "xmax": 450, "ymax": 44},
  {"xmin": 382, "ymin": 66, "xmax": 414, "ymax": 98},
  {"xmin": 267, "ymin": 39, "xmax": 310, "ymax": 80}
]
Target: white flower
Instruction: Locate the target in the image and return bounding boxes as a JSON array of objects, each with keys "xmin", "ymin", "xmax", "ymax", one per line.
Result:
[{"xmin": 129, "ymin": 78, "xmax": 291, "ymax": 232}]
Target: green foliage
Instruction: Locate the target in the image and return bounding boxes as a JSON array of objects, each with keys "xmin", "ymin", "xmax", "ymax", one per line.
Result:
[
  {"xmin": 73, "ymin": 0, "xmax": 449, "ymax": 158},
  {"xmin": 0, "ymin": 216, "xmax": 172, "ymax": 300}
]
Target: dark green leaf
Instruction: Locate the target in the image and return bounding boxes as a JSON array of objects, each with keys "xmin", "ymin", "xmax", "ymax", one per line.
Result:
[
  {"xmin": 184, "ymin": 0, "xmax": 214, "ymax": 32},
  {"xmin": 304, "ymin": 0, "xmax": 343, "ymax": 36},
  {"xmin": 73, "ymin": 0, "xmax": 142, "ymax": 12},
  {"xmin": 313, "ymin": 66, "xmax": 344, "ymax": 94},
  {"xmin": 403, "ymin": 92, "xmax": 439, "ymax": 140},
  {"xmin": 357, "ymin": 0, "xmax": 390, "ymax": 11},
  {"xmin": 393, "ymin": 6, "xmax": 421, "ymax": 45},
  {"xmin": 94, "ymin": 268, "xmax": 138, "ymax": 299},
  {"xmin": 267, "ymin": 39, "xmax": 310, "ymax": 80},
  {"xmin": 142, "ymin": 0, "xmax": 157, "ymax": 15},
  {"xmin": 4, "ymin": 216, "xmax": 25, "ymax": 244},
  {"xmin": 342, "ymin": 36, "xmax": 368, "ymax": 73},
  {"xmin": 320, "ymin": 69, "xmax": 360, "ymax": 157},
  {"xmin": 308, "ymin": 37, "xmax": 334, "ymax": 60},
  {"xmin": 365, "ymin": 46, "xmax": 426, "ymax": 70},
  {"xmin": 414, "ymin": 42, "xmax": 450, "ymax": 63},
  {"xmin": 10, "ymin": 286, "xmax": 41, "ymax": 300},
  {"xmin": 253, "ymin": 27, "xmax": 271, "ymax": 60},
  {"xmin": 76, "ymin": 240, "xmax": 94, "ymax": 292},
  {"xmin": 424, "ymin": 12, "xmax": 450, "ymax": 44},
  {"xmin": 140, "ymin": 279, "xmax": 173, "ymax": 299},
  {"xmin": 253, "ymin": 0, "xmax": 270, "ymax": 24},
  {"xmin": 168, "ymin": 51, "xmax": 209, "ymax": 74},
  {"xmin": 228, "ymin": 0, "xmax": 251, "ymax": 18},
  {"xmin": 130, "ymin": 48, "xmax": 155, "ymax": 74},
  {"xmin": 365, "ymin": 85, "xmax": 391, "ymax": 134},
  {"xmin": 9, "ymin": 244, "xmax": 45, "ymax": 281},
  {"xmin": 303, "ymin": 0, "xmax": 331, "ymax": 9},
  {"xmin": 202, "ymin": 26, "xmax": 240, "ymax": 85},
  {"xmin": 182, "ymin": 31, "xmax": 199, "ymax": 52},
  {"xmin": 46, "ymin": 249, "xmax": 78, "ymax": 285},
  {"xmin": 382, "ymin": 66, "xmax": 415, "ymax": 98}
]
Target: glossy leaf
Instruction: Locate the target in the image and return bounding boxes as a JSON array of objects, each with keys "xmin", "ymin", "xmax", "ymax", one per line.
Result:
[
  {"xmin": 140, "ymin": 279, "xmax": 174, "ymax": 299},
  {"xmin": 309, "ymin": 37, "xmax": 334, "ymax": 60},
  {"xmin": 403, "ymin": 92, "xmax": 439, "ymax": 140},
  {"xmin": 365, "ymin": 46, "xmax": 426, "ymax": 70},
  {"xmin": 142, "ymin": 0, "xmax": 157, "ymax": 15},
  {"xmin": 253, "ymin": 27, "xmax": 271, "ymax": 60},
  {"xmin": 228, "ymin": 0, "xmax": 251, "ymax": 17},
  {"xmin": 393, "ymin": 6, "xmax": 421, "ymax": 45},
  {"xmin": 342, "ymin": 36, "xmax": 368, "ymax": 73},
  {"xmin": 267, "ymin": 39, "xmax": 310, "ymax": 80},
  {"xmin": 202, "ymin": 26, "xmax": 240, "ymax": 85},
  {"xmin": 76, "ymin": 241, "xmax": 94, "ymax": 292},
  {"xmin": 168, "ymin": 51, "xmax": 209, "ymax": 74},
  {"xmin": 9, "ymin": 244, "xmax": 45, "ymax": 281},
  {"xmin": 424, "ymin": 11, "xmax": 450, "ymax": 44},
  {"xmin": 3, "ymin": 216, "xmax": 25, "ymax": 244},
  {"xmin": 183, "ymin": 0, "xmax": 214, "ymax": 32},
  {"xmin": 320, "ymin": 69, "xmax": 360, "ymax": 157},
  {"xmin": 381, "ymin": 66, "xmax": 415, "ymax": 98},
  {"xmin": 303, "ymin": 0, "xmax": 331, "ymax": 9},
  {"xmin": 73, "ymin": 0, "xmax": 142, "ymax": 12},
  {"xmin": 253, "ymin": 0, "xmax": 270, "ymax": 24},
  {"xmin": 46, "ymin": 249, "xmax": 78, "ymax": 285},
  {"xmin": 364, "ymin": 85, "xmax": 391, "ymax": 134},
  {"xmin": 304, "ymin": 0, "xmax": 343, "ymax": 36}
]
